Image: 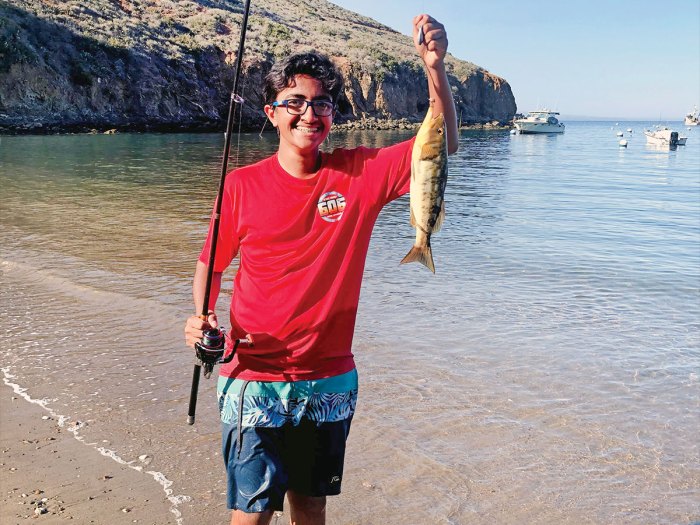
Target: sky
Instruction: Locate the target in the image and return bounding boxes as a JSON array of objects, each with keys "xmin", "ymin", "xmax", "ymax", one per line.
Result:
[{"xmin": 329, "ymin": 0, "xmax": 700, "ymax": 120}]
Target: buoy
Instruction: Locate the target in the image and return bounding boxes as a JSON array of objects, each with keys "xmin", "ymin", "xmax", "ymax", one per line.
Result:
[
  {"xmin": 616, "ymin": 131, "xmax": 624, "ymax": 137},
  {"xmin": 619, "ymin": 139, "xmax": 628, "ymax": 147},
  {"xmin": 627, "ymin": 128, "xmax": 632, "ymax": 133},
  {"xmin": 509, "ymin": 129, "xmax": 517, "ymax": 135}
]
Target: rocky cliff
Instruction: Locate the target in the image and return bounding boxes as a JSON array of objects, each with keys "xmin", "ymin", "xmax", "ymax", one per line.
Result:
[{"xmin": 0, "ymin": 0, "xmax": 517, "ymax": 133}]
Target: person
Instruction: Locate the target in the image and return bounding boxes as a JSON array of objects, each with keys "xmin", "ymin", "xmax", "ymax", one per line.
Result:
[{"xmin": 184, "ymin": 14, "xmax": 458, "ymax": 525}]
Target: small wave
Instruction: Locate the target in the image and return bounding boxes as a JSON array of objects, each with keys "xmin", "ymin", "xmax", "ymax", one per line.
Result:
[
  {"xmin": 1, "ymin": 367, "xmax": 190, "ymax": 525},
  {"xmin": 1, "ymin": 255, "xmax": 183, "ymax": 319}
]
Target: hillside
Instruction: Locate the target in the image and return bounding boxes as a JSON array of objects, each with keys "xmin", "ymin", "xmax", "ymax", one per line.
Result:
[{"xmin": 0, "ymin": 0, "xmax": 517, "ymax": 133}]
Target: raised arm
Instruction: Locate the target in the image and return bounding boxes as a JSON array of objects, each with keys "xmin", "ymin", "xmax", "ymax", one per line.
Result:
[{"xmin": 413, "ymin": 14, "xmax": 459, "ymax": 155}]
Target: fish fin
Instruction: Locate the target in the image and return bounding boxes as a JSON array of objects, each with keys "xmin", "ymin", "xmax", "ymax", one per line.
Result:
[
  {"xmin": 409, "ymin": 206, "xmax": 416, "ymax": 227},
  {"xmin": 432, "ymin": 201, "xmax": 445, "ymax": 233},
  {"xmin": 400, "ymin": 244, "xmax": 436, "ymax": 273}
]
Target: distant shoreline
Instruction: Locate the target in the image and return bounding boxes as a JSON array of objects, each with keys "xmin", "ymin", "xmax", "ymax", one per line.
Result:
[
  {"xmin": 0, "ymin": 119, "xmax": 514, "ymax": 136},
  {"xmin": 0, "ymin": 118, "xmax": 688, "ymax": 136}
]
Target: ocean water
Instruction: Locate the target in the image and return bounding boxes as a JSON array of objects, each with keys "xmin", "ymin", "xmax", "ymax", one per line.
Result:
[{"xmin": 1, "ymin": 122, "xmax": 698, "ymax": 524}]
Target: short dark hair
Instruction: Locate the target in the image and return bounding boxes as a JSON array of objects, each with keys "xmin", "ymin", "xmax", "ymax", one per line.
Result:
[{"xmin": 263, "ymin": 52, "xmax": 344, "ymax": 105}]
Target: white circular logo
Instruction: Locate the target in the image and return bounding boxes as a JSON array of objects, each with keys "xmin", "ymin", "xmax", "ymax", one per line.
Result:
[{"xmin": 317, "ymin": 191, "xmax": 347, "ymax": 223}]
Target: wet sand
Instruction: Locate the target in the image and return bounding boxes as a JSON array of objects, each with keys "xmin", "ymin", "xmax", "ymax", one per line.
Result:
[{"xmin": 0, "ymin": 387, "xmax": 173, "ymax": 525}]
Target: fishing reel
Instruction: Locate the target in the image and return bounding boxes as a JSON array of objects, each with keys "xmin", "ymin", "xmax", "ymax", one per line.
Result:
[
  {"xmin": 194, "ymin": 327, "xmax": 230, "ymax": 379},
  {"xmin": 188, "ymin": 328, "xmax": 252, "ymax": 425},
  {"xmin": 194, "ymin": 328, "xmax": 252, "ymax": 379}
]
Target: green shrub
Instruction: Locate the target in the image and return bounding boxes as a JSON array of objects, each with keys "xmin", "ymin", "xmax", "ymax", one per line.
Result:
[
  {"xmin": 70, "ymin": 62, "xmax": 92, "ymax": 86},
  {"xmin": 173, "ymin": 33, "xmax": 201, "ymax": 51},
  {"xmin": 0, "ymin": 19, "xmax": 38, "ymax": 72},
  {"xmin": 265, "ymin": 22, "xmax": 291, "ymax": 41},
  {"xmin": 369, "ymin": 49, "xmax": 398, "ymax": 72}
]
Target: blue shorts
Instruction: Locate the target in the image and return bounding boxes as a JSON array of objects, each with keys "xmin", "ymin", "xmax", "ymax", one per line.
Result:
[{"xmin": 218, "ymin": 369, "xmax": 358, "ymax": 513}]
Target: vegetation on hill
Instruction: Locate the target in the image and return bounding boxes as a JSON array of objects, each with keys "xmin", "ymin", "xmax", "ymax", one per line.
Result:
[{"xmin": 0, "ymin": 0, "xmax": 517, "ymax": 133}]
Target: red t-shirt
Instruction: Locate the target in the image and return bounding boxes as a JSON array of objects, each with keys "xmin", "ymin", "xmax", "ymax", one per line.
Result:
[{"xmin": 199, "ymin": 138, "xmax": 414, "ymax": 381}]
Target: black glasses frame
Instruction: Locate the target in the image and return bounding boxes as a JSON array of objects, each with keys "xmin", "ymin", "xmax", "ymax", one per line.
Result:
[{"xmin": 272, "ymin": 98, "xmax": 335, "ymax": 117}]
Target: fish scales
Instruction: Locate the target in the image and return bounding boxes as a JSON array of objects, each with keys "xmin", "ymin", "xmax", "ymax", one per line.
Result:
[{"xmin": 400, "ymin": 106, "xmax": 448, "ymax": 273}]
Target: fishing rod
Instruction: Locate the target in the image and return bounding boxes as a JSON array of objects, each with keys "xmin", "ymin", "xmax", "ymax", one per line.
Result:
[{"xmin": 187, "ymin": 0, "xmax": 253, "ymax": 426}]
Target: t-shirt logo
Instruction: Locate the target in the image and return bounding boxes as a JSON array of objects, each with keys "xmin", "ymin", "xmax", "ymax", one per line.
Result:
[{"xmin": 317, "ymin": 191, "xmax": 346, "ymax": 223}]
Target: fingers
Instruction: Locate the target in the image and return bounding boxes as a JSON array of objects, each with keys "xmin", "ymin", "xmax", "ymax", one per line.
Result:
[
  {"xmin": 413, "ymin": 14, "xmax": 447, "ymax": 55},
  {"xmin": 422, "ymin": 24, "xmax": 446, "ymax": 48},
  {"xmin": 184, "ymin": 313, "xmax": 215, "ymax": 348}
]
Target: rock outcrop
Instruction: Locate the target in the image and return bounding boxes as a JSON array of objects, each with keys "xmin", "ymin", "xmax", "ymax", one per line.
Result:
[{"xmin": 0, "ymin": 0, "xmax": 517, "ymax": 133}]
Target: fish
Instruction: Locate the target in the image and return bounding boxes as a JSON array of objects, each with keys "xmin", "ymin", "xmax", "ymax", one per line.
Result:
[{"xmin": 400, "ymin": 105, "xmax": 448, "ymax": 273}]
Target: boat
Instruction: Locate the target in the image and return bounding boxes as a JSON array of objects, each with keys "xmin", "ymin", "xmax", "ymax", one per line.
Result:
[
  {"xmin": 684, "ymin": 106, "xmax": 699, "ymax": 126},
  {"xmin": 513, "ymin": 110, "xmax": 565, "ymax": 134},
  {"xmin": 644, "ymin": 127, "xmax": 688, "ymax": 147}
]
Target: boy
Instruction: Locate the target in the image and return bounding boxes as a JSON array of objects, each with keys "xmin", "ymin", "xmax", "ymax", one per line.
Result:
[{"xmin": 185, "ymin": 14, "xmax": 458, "ymax": 525}]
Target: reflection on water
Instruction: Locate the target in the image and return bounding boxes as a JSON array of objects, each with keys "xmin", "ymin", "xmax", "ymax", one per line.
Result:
[{"xmin": 1, "ymin": 123, "xmax": 699, "ymax": 525}]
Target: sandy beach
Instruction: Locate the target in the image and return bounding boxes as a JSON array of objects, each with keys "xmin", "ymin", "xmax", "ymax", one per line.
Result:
[{"xmin": 0, "ymin": 385, "xmax": 173, "ymax": 524}]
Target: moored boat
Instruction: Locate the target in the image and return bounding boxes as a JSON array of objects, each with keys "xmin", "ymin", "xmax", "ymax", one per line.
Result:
[
  {"xmin": 684, "ymin": 106, "xmax": 699, "ymax": 126},
  {"xmin": 514, "ymin": 110, "xmax": 565, "ymax": 134},
  {"xmin": 644, "ymin": 127, "xmax": 688, "ymax": 147}
]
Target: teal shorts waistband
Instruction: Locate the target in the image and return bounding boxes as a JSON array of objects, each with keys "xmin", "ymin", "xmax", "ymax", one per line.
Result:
[{"xmin": 217, "ymin": 368, "xmax": 358, "ymax": 399}]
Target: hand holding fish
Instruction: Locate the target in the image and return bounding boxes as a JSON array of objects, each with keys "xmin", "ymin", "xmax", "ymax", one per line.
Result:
[
  {"xmin": 413, "ymin": 14, "xmax": 448, "ymax": 68},
  {"xmin": 411, "ymin": 14, "xmax": 458, "ymax": 155}
]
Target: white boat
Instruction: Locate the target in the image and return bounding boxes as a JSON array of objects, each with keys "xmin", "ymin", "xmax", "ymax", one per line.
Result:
[
  {"xmin": 513, "ymin": 110, "xmax": 565, "ymax": 134},
  {"xmin": 644, "ymin": 127, "xmax": 688, "ymax": 147},
  {"xmin": 684, "ymin": 106, "xmax": 699, "ymax": 126}
]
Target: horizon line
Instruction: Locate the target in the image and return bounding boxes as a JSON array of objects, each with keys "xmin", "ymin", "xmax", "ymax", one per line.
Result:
[{"xmin": 555, "ymin": 115, "xmax": 690, "ymax": 122}]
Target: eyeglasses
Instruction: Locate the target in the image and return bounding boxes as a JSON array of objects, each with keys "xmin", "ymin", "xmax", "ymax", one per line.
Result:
[{"xmin": 272, "ymin": 98, "xmax": 335, "ymax": 117}]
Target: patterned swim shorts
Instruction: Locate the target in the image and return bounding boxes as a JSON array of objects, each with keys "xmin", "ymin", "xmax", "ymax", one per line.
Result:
[{"xmin": 217, "ymin": 369, "xmax": 358, "ymax": 512}]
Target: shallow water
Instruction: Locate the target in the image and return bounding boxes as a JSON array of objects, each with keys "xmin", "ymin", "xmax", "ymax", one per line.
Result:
[{"xmin": 1, "ymin": 122, "xmax": 698, "ymax": 524}]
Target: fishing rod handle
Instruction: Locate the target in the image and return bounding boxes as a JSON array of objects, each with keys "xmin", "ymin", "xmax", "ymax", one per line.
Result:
[{"xmin": 187, "ymin": 363, "xmax": 202, "ymax": 425}]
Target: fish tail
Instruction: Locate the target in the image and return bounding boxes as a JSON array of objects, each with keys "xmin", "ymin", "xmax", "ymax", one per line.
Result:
[{"xmin": 400, "ymin": 244, "xmax": 435, "ymax": 273}]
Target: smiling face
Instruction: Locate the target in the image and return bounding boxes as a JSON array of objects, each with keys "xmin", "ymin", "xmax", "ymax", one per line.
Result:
[{"xmin": 264, "ymin": 74, "xmax": 334, "ymax": 158}]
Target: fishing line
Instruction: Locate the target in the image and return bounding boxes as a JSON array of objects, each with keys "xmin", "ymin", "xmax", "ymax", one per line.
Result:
[
  {"xmin": 234, "ymin": 94, "xmax": 245, "ymax": 167},
  {"xmin": 234, "ymin": 72, "xmax": 253, "ymax": 166},
  {"xmin": 258, "ymin": 118, "xmax": 268, "ymax": 138}
]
